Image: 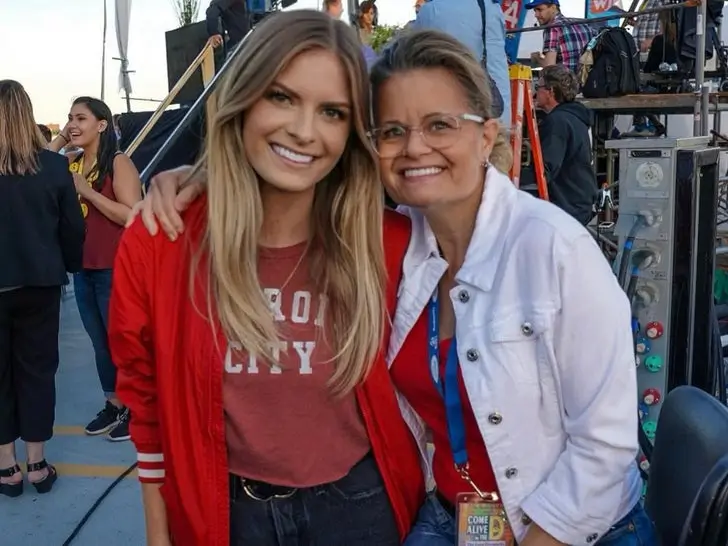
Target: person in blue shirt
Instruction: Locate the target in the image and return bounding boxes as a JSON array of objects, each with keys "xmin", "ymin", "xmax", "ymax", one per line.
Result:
[{"xmin": 413, "ymin": 0, "xmax": 511, "ymax": 124}]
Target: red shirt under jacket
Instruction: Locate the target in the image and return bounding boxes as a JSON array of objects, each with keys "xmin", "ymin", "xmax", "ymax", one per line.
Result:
[
  {"xmin": 108, "ymin": 198, "xmax": 425, "ymax": 546},
  {"xmin": 390, "ymin": 313, "xmax": 500, "ymax": 505}
]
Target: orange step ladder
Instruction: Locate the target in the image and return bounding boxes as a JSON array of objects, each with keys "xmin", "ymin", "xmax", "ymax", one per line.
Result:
[{"xmin": 509, "ymin": 64, "xmax": 549, "ymax": 201}]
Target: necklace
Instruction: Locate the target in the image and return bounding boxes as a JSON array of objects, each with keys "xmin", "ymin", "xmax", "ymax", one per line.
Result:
[
  {"xmin": 69, "ymin": 156, "xmax": 99, "ymax": 218},
  {"xmin": 269, "ymin": 241, "xmax": 311, "ymax": 304}
]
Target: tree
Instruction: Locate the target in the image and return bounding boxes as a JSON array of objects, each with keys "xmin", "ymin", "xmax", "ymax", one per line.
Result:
[{"xmin": 171, "ymin": 0, "xmax": 202, "ymax": 26}]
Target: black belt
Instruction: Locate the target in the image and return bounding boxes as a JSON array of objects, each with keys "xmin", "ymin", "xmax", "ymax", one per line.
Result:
[
  {"xmin": 229, "ymin": 475, "xmax": 297, "ymax": 502},
  {"xmin": 229, "ymin": 453, "xmax": 374, "ymax": 503}
]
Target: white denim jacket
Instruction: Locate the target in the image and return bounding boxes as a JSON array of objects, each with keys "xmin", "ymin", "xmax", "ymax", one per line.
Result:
[{"xmin": 387, "ymin": 167, "xmax": 642, "ymax": 545}]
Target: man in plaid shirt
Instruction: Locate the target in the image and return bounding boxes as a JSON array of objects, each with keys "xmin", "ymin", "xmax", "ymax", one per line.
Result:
[
  {"xmin": 632, "ymin": 0, "xmax": 662, "ymax": 52},
  {"xmin": 526, "ymin": 0, "xmax": 597, "ymax": 73}
]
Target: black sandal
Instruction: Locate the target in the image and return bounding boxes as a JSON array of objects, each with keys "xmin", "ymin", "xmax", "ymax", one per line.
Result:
[
  {"xmin": 27, "ymin": 460, "xmax": 57, "ymax": 494},
  {"xmin": 0, "ymin": 464, "xmax": 23, "ymax": 498}
]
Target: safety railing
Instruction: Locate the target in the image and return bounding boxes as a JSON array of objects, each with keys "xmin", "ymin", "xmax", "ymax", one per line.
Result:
[
  {"xmin": 139, "ymin": 30, "xmax": 255, "ymax": 184},
  {"xmin": 124, "ymin": 42, "xmax": 217, "ymax": 159}
]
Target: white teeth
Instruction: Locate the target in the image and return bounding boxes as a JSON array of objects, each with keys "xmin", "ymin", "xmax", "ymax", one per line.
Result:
[
  {"xmin": 272, "ymin": 144, "xmax": 314, "ymax": 164},
  {"xmin": 404, "ymin": 167, "xmax": 442, "ymax": 178}
]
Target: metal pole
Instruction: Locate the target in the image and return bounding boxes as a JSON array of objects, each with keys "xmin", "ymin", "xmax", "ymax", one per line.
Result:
[
  {"xmin": 507, "ymin": 0, "xmax": 694, "ymax": 33},
  {"xmin": 122, "ymin": 60, "xmax": 132, "ymax": 112},
  {"xmin": 101, "ymin": 0, "xmax": 108, "ymax": 100},
  {"xmin": 693, "ymin": 0, "xmax": 708, "ymax": 136},
  {"xmin": 347, "ymin": 0, "xmax": 359, "ymax": 26}
]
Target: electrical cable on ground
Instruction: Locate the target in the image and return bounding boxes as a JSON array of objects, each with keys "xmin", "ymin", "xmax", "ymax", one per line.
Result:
[{"xmin": 60, "ymin": 462, "xmax": 138, "ymax": 546}]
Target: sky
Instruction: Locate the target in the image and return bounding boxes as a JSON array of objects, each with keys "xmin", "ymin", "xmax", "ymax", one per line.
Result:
[{"xmin": 0, "ymin": 0, "xmax": 583, "ymax": 126}]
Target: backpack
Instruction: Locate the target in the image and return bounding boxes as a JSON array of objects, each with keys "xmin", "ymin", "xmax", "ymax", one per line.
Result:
[{"xmin": 582, "ymin": 27, "xmax": 640, "ymax": 99}]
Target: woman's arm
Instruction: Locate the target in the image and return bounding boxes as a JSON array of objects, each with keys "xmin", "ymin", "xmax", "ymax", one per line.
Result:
[
  {"xmin": 520, "ymin": 233, "xmax": 638, "ymax": 545},
  {"xmin": 142, "ymin": 484, "xmax": 172, "ymax": 546},
  {"xmin": 83, "ymin": 154, "xmax": 142, "ymax": 226},
  {"xmin": 109, "ymin": 220, "xmax": 171, "ymax": 545},
  {"xmin": 48, "ymin": 124, "xmax": 71, "ymax": 153},
  {"xmin": 130, "ymin": 165, "xmax": 205, "ymax": 239}
]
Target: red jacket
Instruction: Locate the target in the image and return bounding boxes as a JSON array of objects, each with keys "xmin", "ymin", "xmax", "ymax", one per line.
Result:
[{"xmin": 109, "ymin": 198, "xmax": 425, "ymax": 546}]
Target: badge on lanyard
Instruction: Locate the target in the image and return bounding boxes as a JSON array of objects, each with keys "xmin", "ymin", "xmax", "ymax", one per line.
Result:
[
  {"xmin": 456, "ymin": 491, "xmax": 514, "ymax": 546},
  {"xmin": 427, "ymin": 291, "xmax": 515, "ymax": 546},
  {"xmin": 69, "ymin": 156, "xmax": 98, "ymax": 219}
]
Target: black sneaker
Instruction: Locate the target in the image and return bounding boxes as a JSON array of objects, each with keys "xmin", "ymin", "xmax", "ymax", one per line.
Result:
[
  {"xmin": 85, "ymin": 401, "xmax": 120, "ymax": 435},
  {"xmin": 107, "ymin": 408, "xmax": 131, "ymax": 442}
]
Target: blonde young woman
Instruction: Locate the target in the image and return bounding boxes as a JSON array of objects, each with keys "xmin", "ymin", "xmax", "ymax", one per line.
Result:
[
  {"xmin": 134, "ymin": 29, "xmax": 658, "ymax": 546},
  {"xmin": 0, "ymin": 80, "xmax": 85, "ymax": 496},
  {"xmin": 108, "ymin": 10, "xmax": 423, "ymax": 546}
]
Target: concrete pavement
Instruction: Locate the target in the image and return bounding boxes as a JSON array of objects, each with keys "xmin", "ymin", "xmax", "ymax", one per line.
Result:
[{"xmin": 1, "ymin": 289, "xmax": 145, "ymax": 546}]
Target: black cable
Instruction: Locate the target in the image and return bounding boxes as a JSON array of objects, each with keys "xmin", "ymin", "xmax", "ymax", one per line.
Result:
[
  {"xmin": 617, "ymin": 216, "xmax": 644, "ymax": 288},
  {"xmin": 60, "ymin": 462, "xmax": 138, "ymax": 546},
  {"xmin": 625, "ymin": 266, "xmax": 640, "ymax": 303},
  {"xmin": 709, "ymin": 301, "xmax": 727, "ymax": 405}
]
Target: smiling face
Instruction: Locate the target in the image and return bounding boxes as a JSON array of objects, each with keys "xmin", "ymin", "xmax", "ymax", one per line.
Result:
[
  {"xmin": 242, "ymin": 48, "xmax": 351, "ymax": 196},
  {"xmin": 67, "ymin": 102, "xmax": 107, "ymax": 148},
  {"xmin": 375, "ymin": 67, "xmax": 498, "ymax": 210}
]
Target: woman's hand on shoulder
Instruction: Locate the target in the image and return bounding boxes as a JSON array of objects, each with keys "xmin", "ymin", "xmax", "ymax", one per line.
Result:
[{"xmin": 126, "ymin": 165, "xmax": 205, "ymax": 240}]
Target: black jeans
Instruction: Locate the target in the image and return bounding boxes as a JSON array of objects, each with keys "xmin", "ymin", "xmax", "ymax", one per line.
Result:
[
  {"xmin": 0, "ymin": 286, "xmax": 61, "ymax": 444},
  {"xmin": 229, "ymin": 453, "xmax": 400, "ymax": 545}
]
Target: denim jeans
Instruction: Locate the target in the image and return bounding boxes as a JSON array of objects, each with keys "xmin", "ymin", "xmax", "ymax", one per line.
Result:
[
  {"xmin": 74, "ymin": 269, "xmax": 116, "ymax": 396},
  {"xmin": 229, "ymin": 454, "xmax": 400, "ymax": 545},
  {"xmin": 404, "ymin": 493, "xmax": 658, "ymax": 546}
]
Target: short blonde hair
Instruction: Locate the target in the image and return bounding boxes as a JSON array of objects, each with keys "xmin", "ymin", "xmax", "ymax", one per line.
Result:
[{"xmin": 370, "ymin": 29, "xmax": 513, "ymax": 173}]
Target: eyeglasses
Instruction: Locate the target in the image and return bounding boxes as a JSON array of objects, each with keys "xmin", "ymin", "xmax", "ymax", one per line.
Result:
[{"xmin": 368, "ymin": 113, "xmax": 485, "ymax": 159}]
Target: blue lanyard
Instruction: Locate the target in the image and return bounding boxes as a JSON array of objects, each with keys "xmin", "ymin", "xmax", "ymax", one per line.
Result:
[{"xmin": 428, "ymin": 291, "xmax": 468, "ymax": 468}]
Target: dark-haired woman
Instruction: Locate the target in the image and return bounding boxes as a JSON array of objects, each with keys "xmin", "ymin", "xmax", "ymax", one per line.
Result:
[
  {"xmin": 0, "ymin": 80, "xmax": 85, "ymax": 497},
  {"xmin": 49, "ymin": 97, "xmax": 142, "ymax": 442}
]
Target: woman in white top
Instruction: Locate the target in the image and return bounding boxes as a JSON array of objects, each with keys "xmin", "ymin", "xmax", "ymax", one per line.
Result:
[
  {"xmin": 129, "ymin": 27, "xmax": 656, "ymax": 546},
  {"xmin": 369, "ymin": 31, "xmax": 655, "ymax": 546}
]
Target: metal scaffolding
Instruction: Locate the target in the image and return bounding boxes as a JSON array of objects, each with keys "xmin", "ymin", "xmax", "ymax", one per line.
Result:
[{"xmin": 506, "ymin": 0, "xmax": 714, "ymax": 137}]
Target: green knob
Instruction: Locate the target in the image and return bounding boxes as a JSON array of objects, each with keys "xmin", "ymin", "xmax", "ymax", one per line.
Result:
[
  {"xmin": 644, "ymin": 355, "xmax": 663, "ymax": 372},
  {"xmin": 643, "ymin": 420, "xmax": 657, "ymax": 440}
]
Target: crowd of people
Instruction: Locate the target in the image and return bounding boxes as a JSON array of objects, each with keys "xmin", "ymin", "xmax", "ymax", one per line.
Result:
[{"xmin": 0, "ymin": 1, "xmax": 663, "ymax": 545}]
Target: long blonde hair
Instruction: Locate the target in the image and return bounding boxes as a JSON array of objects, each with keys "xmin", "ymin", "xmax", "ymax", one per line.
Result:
[
  {"xmin": 370, "ymin": 30, "xmax": 513, "ymax": 173},
  {"xmin": 195, "ymin": 10, "xmax": 386, "ymax": 394},
  {"xmin": 0, "ymin": 80, "xmax": 46, "ymax": 176}
]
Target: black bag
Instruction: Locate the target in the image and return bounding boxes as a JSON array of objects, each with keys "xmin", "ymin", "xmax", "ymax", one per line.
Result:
[
  {"xmin": 475, "ymin": 0, "xmax": 505, "ymax": 118},
  {"xmin": 582, "ymin": 27, "xmax": 640, "ymax": 98}
]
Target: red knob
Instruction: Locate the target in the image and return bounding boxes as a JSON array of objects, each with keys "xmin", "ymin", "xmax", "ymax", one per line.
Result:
[
  {"xmin": 639, "ymin": 455, "xmax": 650, "ymax": 472},
  {"xmin": 643, "ymin": 388, "xmax": 661, "ymax": 406},
  {"xmin": 645, "ymin": 322, "xmax": 664, "ymax": 340}
]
